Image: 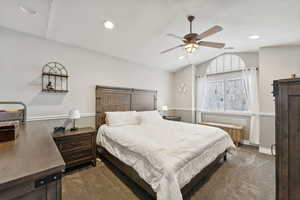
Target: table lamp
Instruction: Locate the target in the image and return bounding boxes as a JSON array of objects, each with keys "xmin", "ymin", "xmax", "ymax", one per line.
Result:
[{"xmin": 69, "ymin": 109, "xmax": 80, "ymax": 131}]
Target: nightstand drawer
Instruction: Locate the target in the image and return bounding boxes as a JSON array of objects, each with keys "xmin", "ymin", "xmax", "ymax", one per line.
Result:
[
  {"xmin": 62, "ymin": 149, "xmax": 92, "ymax": 163},
  {"xmin": 59, "ymin": 134, "xmax": 92, "ymax": 152}
]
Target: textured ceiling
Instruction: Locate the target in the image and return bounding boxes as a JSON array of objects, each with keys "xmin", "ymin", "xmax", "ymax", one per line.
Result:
[{"xmin": 0, "ymin": 0, "xmax": 300, "ymax": 71}]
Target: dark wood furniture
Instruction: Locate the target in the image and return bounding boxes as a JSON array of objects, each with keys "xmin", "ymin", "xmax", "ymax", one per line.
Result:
[
  {"xmin": 199, "ymin": 121, "xmax": 243, "ymax": 146},
  {"xmin": 273, "ymin": 78, "xmax": 300, "ymax": 200},
  {"xmin": 95, "ymin": 85, "xmax": 157, "ymax": 129},
  {"xmin": 163, "ymin": 115, "xmax": 181, "ymax": 121},
  {"xmin": 0, "ymin": 122, "xmax": 65, "ymax": 200},
  {"xmin": 0, "ymin": 101, "xmax": 27, "ymax": 123},
  {"xmin": 0, "ymin": 121, "xmax": 19, "ymax": 142},
  {"xmin": 99, "ymin": 147, "xmax": 226, "ymax": 198},
  {"xmin": 53, "ymin": 127, "xmax": 97, "ymax": 169},
  {"xmin": 95, "ymin": 85, "xmax": 227, "ymax": 199}
]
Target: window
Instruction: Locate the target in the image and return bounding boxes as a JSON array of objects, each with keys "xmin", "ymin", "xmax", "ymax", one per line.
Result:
[
  {"xmin": 204, "ymin": 78, "xmax": 248, "ymax": 112},
  {"xmin": 197, "ymin": 53, "xmax": 259, "ymax": 143},
  {"xmin": 206, "ymin": 54, "xmax": 246, "ymax": 75},
  {"xmin": 224, "ymin": 78, "xmax": 248, "ymax": 111},
  {"xmin": 206, "ymin": 80, "xmax": 224, "ymax": 111},
  {"xmin": 201, "ymin": 54, "xmax": 249, "ymax": 113}
]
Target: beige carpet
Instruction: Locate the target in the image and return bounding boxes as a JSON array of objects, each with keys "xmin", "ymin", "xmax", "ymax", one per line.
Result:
[{"xmin": 62, "ymin": 147, "xmax": 275, "ymax": 200}]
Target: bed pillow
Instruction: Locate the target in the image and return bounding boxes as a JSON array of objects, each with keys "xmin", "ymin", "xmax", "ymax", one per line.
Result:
[
  {"xmin": 105, "ymin": 111, "xmax": 139, "ymax": 127},
  {"xmin": 138, "ymin": 111, "xmax": 163, "ymax": 123}
]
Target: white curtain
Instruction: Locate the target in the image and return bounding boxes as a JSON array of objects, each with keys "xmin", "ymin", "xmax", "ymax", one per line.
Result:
[
  {"xmin": 196, "ymin": 76, "xmax": 208, "ymax": 123},
  {"xmin": 243, "ymin": 68, "xmax": 260, "ymax": 144}
]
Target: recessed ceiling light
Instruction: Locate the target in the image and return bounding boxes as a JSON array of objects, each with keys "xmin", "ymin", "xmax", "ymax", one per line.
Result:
[
  {"xmin": 178, "ymin": 55, "xmax": 185, "ymax": 60},
  {"xmin": 104, "ymin": 20, "xmax": 114, "ymax": 29},
  {"xmin": 249, "ymin": 35, "xmax": 260, "ymax": 39},
  {"xmin": 19, "ymin": 5, "xmax": 37, "ymax": 15}
]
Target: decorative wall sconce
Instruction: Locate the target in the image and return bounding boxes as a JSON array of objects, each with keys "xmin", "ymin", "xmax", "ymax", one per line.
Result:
[{"xmin": 177, "ymin": 83, "xmax": 188, "ymax": 94}]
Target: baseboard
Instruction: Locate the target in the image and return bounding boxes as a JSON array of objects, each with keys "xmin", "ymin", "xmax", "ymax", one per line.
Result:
[
  {"xmin": 259, "ymin": 146, "xmax": 275, "ymax": 155},
  {"xmin": 169, "ymin": 107, "xmax": 195, "ymax": 111},
  {"xmin": 27, "ymin": 113, "xmax": 95, "ymax": 121},
  {"xmin": 259, "ymin": 112, "xmax": 275, "ymax": 117},
  {"xmin": 241, "ymin": 140, "xmax": 250, "ymax": 145}
]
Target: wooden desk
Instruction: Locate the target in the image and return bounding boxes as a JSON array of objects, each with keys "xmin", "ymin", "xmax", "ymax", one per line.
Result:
[
  {"xmin": 0, "ymin": 122, "xmax": 65, "ymax": 200},
  {"xmin": 199, "ymin": 121, "xmax": 243, "ymax": 146}
]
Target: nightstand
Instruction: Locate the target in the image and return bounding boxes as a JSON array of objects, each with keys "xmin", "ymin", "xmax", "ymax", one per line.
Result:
[
  {"xmin": 53, "ymin": 127, "xmax": 97, "ymax": 169},
  {"xmin": 163, "ymin": 116, "xmax": 181, "ymax": 121}
]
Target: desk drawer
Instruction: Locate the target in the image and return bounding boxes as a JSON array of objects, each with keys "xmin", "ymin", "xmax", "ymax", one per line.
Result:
[{"xmin": 58, "ymin": 134, "xmax": 92, "ymax": 152}]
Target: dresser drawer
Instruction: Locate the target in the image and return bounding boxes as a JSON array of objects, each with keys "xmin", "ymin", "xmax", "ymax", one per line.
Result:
[
  {"xmin": 58, "ymin": 134, "xmax": 92, "ymax": 152},
  {"xmin": 62, "ymin": 149, "xmax": 93, "ymax": 163}
]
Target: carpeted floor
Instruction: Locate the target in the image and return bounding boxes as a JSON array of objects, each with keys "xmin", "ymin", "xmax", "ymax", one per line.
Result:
[{"xmin": 62, "ymin": 147, "xmax": 275, "ymax": 200}]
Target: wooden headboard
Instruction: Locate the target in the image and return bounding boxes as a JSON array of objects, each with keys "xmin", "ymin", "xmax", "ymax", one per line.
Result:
[{"xmin": 95, "ymin": 86, "xmax": 157, "ymax": 129}]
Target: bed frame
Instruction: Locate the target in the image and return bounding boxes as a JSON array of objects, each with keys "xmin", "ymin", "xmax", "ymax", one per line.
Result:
[{"xmin": 95, "ymin": 85, "xmax": 227, "ymax": 199}]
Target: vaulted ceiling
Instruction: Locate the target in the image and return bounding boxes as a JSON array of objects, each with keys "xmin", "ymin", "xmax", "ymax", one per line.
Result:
[{"xmin": 0, "ymin": 0, "xmax": 300, "ymax": 71}]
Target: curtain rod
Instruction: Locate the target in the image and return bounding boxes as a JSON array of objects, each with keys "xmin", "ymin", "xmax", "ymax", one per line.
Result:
[{"xmin": 195, "ymin": 66, "xmax": 258, "ymax": 78}]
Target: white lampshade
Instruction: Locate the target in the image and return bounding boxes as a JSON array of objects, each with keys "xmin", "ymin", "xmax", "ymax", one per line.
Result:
[
  {"xmin": 184, "ymin": 43, "xmax": 199, "ymax": 53},
  {"xmin": 69, "ymin": 109, "xmax": 80, "ymax": 119},
  {"xmin": 161, "ymin": 105, "xmax": 168, "ymax": 111}
]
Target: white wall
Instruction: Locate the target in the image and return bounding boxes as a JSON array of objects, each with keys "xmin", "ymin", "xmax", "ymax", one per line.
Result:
[
  {"xmin": 170, "ymin": 65, "xmax": 195, "ymax": 122},
  {"xmin": 259, "ymin": 45, "xmax": 300, "ymax": 113},
  {"xmin": 0, "ymin": 27, "xmax": 172, "ymax": 119},
  {"xmin": 172, "ymin": 65, "xmax": 195, "ymax": 110},
  {"xmin": 259, "ymin": 45, "xmax": 300, "ymax": 148}
]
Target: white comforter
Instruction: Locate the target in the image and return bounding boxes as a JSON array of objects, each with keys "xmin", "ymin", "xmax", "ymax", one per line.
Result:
[{"xmin": 97, "ymin": 120, "xmax": 235, "ymax": 200}]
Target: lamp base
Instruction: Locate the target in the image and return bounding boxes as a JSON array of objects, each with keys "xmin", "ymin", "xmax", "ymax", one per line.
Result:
[
  {"xmin": 70, "ymin": 127, "xmax": 79, "ymax": 131},
  {"xmin": 70, "ymin": 119, "xmax": 79, "ymax": 131}
]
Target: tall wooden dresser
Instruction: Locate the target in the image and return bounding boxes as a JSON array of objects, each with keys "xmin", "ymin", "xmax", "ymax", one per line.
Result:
[{"xmin": 273, "ymin": 78, "xmax": 300, "ymax": 200}]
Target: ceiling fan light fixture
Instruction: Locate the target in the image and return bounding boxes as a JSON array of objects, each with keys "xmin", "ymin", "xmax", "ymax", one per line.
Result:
[
  {"xmin": 161, "ymin": 16, "xmax": 224, "ymax": 54},
  {"xmin": 184, "ymin": 43, "xmax": 199, "ymax": 53}
]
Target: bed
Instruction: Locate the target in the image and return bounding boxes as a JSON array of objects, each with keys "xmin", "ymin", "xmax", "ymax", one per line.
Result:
[{"xmin": 95, "ymin": 86, "xmax": 235, "ymax": 200}]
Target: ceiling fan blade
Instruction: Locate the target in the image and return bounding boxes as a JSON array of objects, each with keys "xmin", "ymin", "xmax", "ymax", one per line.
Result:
[
  {"xmin": 196, "ymin": 25, "xmax": 223, "ymax": 40},
  {"xmin": 166, "ymin": 33, "xmax": 186, "ymax": 41},
  {"xmin": 161, "ymin": 44, "xmax": 185, "ymax": 54},
  {"xmin": 198, "ymin": 41, "xmax": 225, "ymax": 48}
]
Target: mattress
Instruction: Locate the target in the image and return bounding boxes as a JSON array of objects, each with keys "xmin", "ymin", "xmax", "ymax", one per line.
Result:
[{"xmin": 97, "ymin": 120, "xmax": 235, "ymax": 200}]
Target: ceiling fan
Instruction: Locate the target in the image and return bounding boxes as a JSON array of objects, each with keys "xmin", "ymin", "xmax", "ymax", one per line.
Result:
[{"xmin": 161, "ymin": 16, "xmax": 225, "ymax": 54}]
